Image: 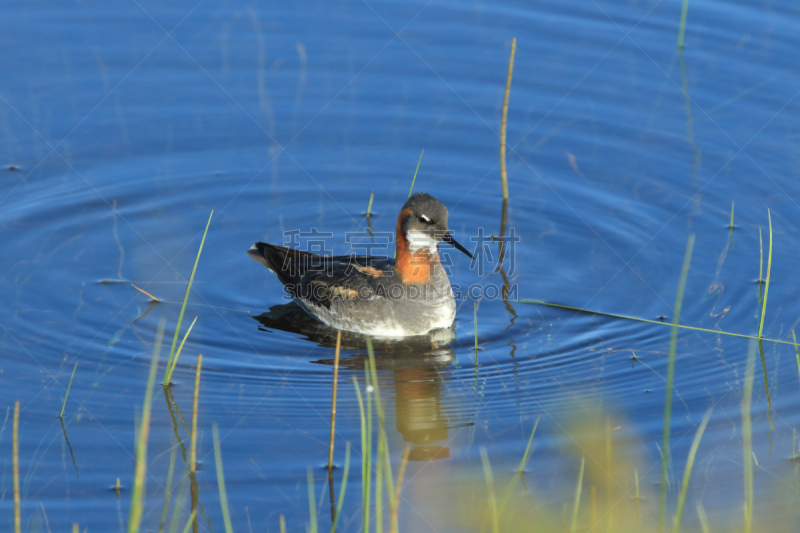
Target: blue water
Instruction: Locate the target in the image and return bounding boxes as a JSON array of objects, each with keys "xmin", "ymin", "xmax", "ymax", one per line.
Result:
[{"xmin": 2, "ymin": 0, "xmax": 800, "ymax": 531}]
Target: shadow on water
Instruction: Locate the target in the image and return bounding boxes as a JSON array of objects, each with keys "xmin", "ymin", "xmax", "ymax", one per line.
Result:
[
  {"xmin": 678, "ymin": 49, "xmax": 702, "ymax": 197},
  {"xmin": 59, "ymin": 417, "xmax": 79, "ymax": 479},
  {"xmin": 757, "ymin": 339, "xmax": 774, "ymax": 455},
  {"xmin": 496, "ymin": 197, "xmax": 518, "ymax": 333},
  {"xmin": 254, "ymin": 302, "xmax": 473, "ymax": 462}
]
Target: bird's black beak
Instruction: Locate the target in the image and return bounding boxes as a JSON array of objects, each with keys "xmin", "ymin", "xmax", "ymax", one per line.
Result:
[{"xmin": 442, "ymin": 231, "xmax": 474, "ymax": 259}]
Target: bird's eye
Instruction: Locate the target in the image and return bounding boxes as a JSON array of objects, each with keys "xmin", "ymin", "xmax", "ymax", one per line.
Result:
[{"xmin": 419, "ymin": 214, "xmax": 432, "ymax": 224}]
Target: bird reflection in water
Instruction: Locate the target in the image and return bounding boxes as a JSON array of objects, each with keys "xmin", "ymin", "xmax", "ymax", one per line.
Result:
[{"xmin": 254, "ymin": 302, "xmax": 469, "ymax": 461}]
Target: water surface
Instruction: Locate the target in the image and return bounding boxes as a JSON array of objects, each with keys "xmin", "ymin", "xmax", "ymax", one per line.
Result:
[{"xmin": 2, "ymin": 0, "xmax": 800, "ymax": 531}]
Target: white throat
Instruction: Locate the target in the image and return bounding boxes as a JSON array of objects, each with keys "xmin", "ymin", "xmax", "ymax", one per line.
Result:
[{"xmin": 406, "ymin": 230, "xmax": 439, "ymax": 255}]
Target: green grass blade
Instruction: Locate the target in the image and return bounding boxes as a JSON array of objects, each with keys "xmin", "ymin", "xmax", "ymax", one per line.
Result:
[
  {"xmin": 474, "ymin": 301, "xmax": 480, "ymax": 391},
  {"xmin": 408, "ymin": 150, "xmax": 424, "ymax": 199},
  {"xmin": 353, "ymin": 377, "xmax": 369, "ymax": 533},
  {"xmin": 366, "ymin": 337, "xmax": 388, "ymax": 533},
  {"xmin": 757, "ymin": 211, "xmax": 772, "ymax": 339},
  {"xmin": 165, "ymin": 316, "xmax": 197, "ymax": 385},
  {"xmin": 497, "ymin": 416, "xmax": 540, "ymax": 517},
  {"xmin": 366, "ymin": 337, "xmax": 384, "ymax": 439},
  {"xmin": 793, "ymin": 330, "xmax": 800, "ymax": 386},
  {"xmin": 660, "ymin": 233, "xmax": 695, "ymax": 529},
  {"xmin": 474, "ymin": 301, "xmax": 479, "ymax": 357},
  {"xmin": 677, "ymin": 0, "xmax": 690, "ymax": 49},
  {"xmin": 569, "ymin": 456, "xmax": 585, "ymax": 533},
  {"xmin": 366, "ymin": 190, "xmax": 374, "ymax": 216},
  {"xmin": 729, "ymin": 201, "xmax": 735, "ymax": 229},
  {"xmin": 514, "ymin": 299, "xmax": 797, "ymax": 347},
  {"xmin": 480, "ymin": 448, "xmax": 499, "ymax": 533},
  {"xmin": 366, "ymin": 337, "xmax": 395, "ymax": 519},
  {"xmin": 212, "ymin": 422, "xmax": 234, "ymax": 533},
  {"xmin": 375, "ymin": 432, "xmax": 384, "ymax": 533},
  {"xmin": 59, "ymin": 361, "xmax": 78, "ymax": 418},
  {"xmin": 696, "ymin": 504, "xmax": 711, "ymax": 533},
  {"xmin": 307, "ymin": 467, "xmax": 319, "ymax": 533},
  {"xmin": 758, "ymin": 227, "xmax": 763, "ymax": 294},
  {"xmin": 167, "ymin": 474, "xmax": 189, "ymax": 533},
  {"xmin": 128, "ymin": 318, "xmax": 164, "ymax": 533},
  {"xmin": 365, "ymin": 340, "xmax": 388, "ymax": 533},
  {"xmin": 190, "ymin": 354, "xmax": 202, "ymax": 475},
  {"xmin": 330, "ymin": 442, "xmax": 351, "ymax": 533},
  {"xmin": 742, "ymin": 340, "xmax": 756, "ymax": 533},
  {"xmin": 13, "ymin": 401, "xmax": 20, "ymax": 533},
  {"xmin": 673, "ymin": 408, "xmax": 713, "ymax": 533},
  {"xmin": 729, "ymin": 201, "xmax": 735, "ymax": 244},
  {"xmin": 382, "ymin": 435, "xmax": 395, "ymax": 530},
  {"xmin": 605, "ymin": 418, "xmax": 613, "ymax": 533},
  {"xmin": 366, "ymin": 363, "xmax": 373, "ymax": 533},
  {"xmin": 180, "ymin": 511, "xmax": 196, "ymax": 533},
  {"xmin": 163, "ymin": 210, "xmax": 212, "ymax": 386}
]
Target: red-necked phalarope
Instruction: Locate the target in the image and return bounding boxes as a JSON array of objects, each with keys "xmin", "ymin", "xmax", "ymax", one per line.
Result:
[{"xmin": 248, "ymin": 192, "xmax": 473, "ymax": 337}]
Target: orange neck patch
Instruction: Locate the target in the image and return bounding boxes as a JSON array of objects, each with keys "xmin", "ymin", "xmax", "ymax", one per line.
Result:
[{"xmin": 395, "ymin": 207, "xmax": 440, "ymax": 284}]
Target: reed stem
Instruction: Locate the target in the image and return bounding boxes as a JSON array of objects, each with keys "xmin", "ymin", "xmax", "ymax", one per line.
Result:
[
  {"xmin": 166, "ymin": 317, "xmax": 197, "ymax": 384},
  {"xmin": 660, "ymin": 233, "xmax": 695, "ymax": 529},
  {"xmin": 742, "ymin": 340, "xmax": 756, "ymax": 533},
  {"xmin": 474, "ymin": 301, "xmax": 479, "ymax": 359},
  {"xmin": 728, "ymin": 201, "xmax": 735, "ymax": 229},
  {"xmin": 390, "ymin": 447, "xmax": 411, "ymax": 533},
  {"xmin": 480, "ymin": 448, "xmax": 499, "ymax": 533},
  {"xmin": 673, "ymin": 408, "xmax": 713, "ymax": 533},
  {"xmin": 515, "ymin": 298, "xmax": 797, "ymax": 347},
  {"xmin": 128, "ymin": 318, "xmax": 164, "ymax": 533},
  {"xmin": 132, "ymin": 284, "xmax": 161, "ymax": 301},
  {"xmin": 366, "ymin": 190, "xmax": 374, "ymax": 216},
  {"xmin": 13, "ymin": 400, "xmax": 20, "ymax": 533},
  {"xmin": 191, "ymin": 354, "xmax": 202, "ymax": 473},
  {"xmin": 60, "ymin": 361, "xmax": 78, "ymax": 418},
  {"xmin": 307, "ymin": 466, "xmax": 318, "ymax": 533},
  {"xmin": 570, "ymin": 456, "xmax": 586, "ymax": 533},
  {"xmin": 500, "ymin": 38, "xmax": 516, "ymax": 201},
  {"xmin": 792, "ymin": 329, "xmax": 800, "ymax": 387},
  {"xmin": 329, "ymin": 330, "xmax": 342, "ymax": 471}
]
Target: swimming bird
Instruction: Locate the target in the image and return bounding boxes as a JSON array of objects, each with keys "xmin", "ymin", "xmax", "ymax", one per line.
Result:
[{"xmin": 248, "ymin": 192, "xmax": 473, "ymax": 337}]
